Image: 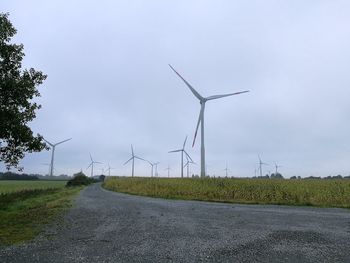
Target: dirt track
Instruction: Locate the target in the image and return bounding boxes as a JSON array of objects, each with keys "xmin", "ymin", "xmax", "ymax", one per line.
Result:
[{"xmin": 1, "ymin": 183, "xmax": 350, "ymax": 262}]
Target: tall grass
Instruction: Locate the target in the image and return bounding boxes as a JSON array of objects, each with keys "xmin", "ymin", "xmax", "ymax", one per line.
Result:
[
  {"xmin": 0, "ymin": 180, "xmax": 66, "ymax": 194},
  {"xmin": 103, "ymin": 177, "xmax": 350, "ymax": 208}
]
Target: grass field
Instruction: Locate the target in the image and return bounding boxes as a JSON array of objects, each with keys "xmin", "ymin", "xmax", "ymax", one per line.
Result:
[
  {"xmin": 0, "ymin": 180, "xmax": 82, "ymax": 246},
  {"xmin": 0, "ymin": 180, "xmax": 66, "ymax": 194},
  {"xmin": 103, "ymin": 177, "xmax": 350, "ymax": 208}
]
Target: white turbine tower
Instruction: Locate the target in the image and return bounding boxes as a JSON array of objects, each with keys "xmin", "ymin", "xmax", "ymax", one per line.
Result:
[
  {"xmin": 224, "ymin": 163, "xmax": 231, "ymax": 177},
  {"xmin": 274, "ymin": 162, "xmax": 282, "ymax": 175},
  {"xmin": 169, "ymin": 136, "xmax": 193, "ymax": 178},
  {"xmin": 165, "ymin": 165, "xmax": 171, "ymax": 178},
  {"xmin": 258, "ymin": 155, "xmax": 268, "ymax": 177},
  {"xmin": 169, "ymin": 65, "xmax": 249, "ymax": 178},
  {"xmin": 147, "ymin": 161, "xmax": 160, "ymax": 177},
  {"xmin": 124, "ymin": 145, "xmax": 146, "ymax": 177},
  {"xmin": 106, "ymin": 163, "xmax": 115, "ymax": 176},
  {"xmin": 184, "ymin": 154, "xmax": 195, "ymax": 178},
  {"xmin": 43, "ymin": 138, "xmax": 72, "ymax": 177},
  {"xmin": 87, "ymin": 154, "xmax": 102, "ymax": 177}
]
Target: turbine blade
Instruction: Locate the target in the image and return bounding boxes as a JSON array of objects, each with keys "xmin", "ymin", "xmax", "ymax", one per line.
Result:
[
  {"xmin": 192, "ymin": 104, "xmax": 205, "ymax": 147},
  {"xmin": 168, "ymin": 64, "xmax": 203, "ymax": 101},
  {"xmin": 184, "ymin": 150, "xmax": 193, "ymax": 163},
  {"xmin": 87, "ymin": 163, "xmax": 92, "ymax": 169},
  {"xmin": 131, "ymin": 144, "xmax": 134, "ymax": 156},
  {"xmin": 135, "ymin": 156, "xmax": 146, "ymax": 162},
  {"xmin": 183, "ymin": 136, "xmax": 188, "ymax": 150},
  {"xmin": 206, "ymin": 91, "xmax": 249, "ymax": 101},
  {"xmin": 123, "ymin": 157, "xmax": 133, "ymax": 165},
  {"xmin": 55, "ymin": 138, "xmax": 72, "ymax": 146},
  {"xmin": 90, "ymin": 153, "xmax": 93, "ymax": 162},
  {"xmin": 168, "ymin": 149, "xmax": 182, "ymax": 153},
  {"xmin": 43, "ymin": 138, "xmax": 54, "ymax": 147}
]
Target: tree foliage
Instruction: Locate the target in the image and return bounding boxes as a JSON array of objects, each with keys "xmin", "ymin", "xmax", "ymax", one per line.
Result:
[{"xmin": 0, "ymin": 13, "xmax": 47, "ymax": 170}]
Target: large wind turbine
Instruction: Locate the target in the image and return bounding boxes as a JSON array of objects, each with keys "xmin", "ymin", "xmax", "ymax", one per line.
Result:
[
  {"xmin": 169, "ymin": 65, "xmax": 249, "ymax": 177},
  {"xmin": 43, "ymin": 138, "xmax": 72, "ymax": 177},
  {"xmin": 124, "ymin": 145, "xmax": 146, "ymax": 177},
  {"xmin": 258, "ymin": 155, "xmax": 268, "ymax": 177},
  {"xmin": 169, "ymin": 136, "xmax": 193, "ymax": 178},
  {"xmin": 87, "ymin": 154, "xmax": 102, "ymax": 177},
  {"xmin": 274, "ymin": 162, "xmax": 282, "ymax": 175}
]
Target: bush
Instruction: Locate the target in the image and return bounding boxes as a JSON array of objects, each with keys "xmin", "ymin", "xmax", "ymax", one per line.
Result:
[{"xmin": 66, "ymin": 172, "xmax": 95, "ymax": 187}]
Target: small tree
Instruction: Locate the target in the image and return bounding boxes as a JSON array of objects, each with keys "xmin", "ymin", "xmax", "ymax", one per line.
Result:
[{"xmin": 0, "ymin": 13, "xmax": 47, "ymax": 170}]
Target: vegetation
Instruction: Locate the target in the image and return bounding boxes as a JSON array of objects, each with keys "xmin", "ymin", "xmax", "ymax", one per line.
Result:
[
  {"xmin": 0, "ymin": 12, "xmax": 47, "ymax": 170},
  {"xmin": 0, "ymin": 180, "xmax": 66, "ymax": 194},
  {"xmin": 103, "ymin": 177, "xmax": 350, "ymax": 208},
  {"xmin": 0, "ymin": 180, "xmax": 81, "ymax": 246},
  {"xmin": 66, "ymin": 172, "xmax": 96, "ymax": 187}
]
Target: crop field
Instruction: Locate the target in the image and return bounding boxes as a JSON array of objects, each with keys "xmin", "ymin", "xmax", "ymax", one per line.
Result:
[
  {"xmin": 0, "ymin": 180, "xmax": 66, "ymax": 194},
  {"xmin": 103, "ymin": 177, "xmax": 350, "ymax": 208},
  {"xmin": 0, "ymin": 180, "xmax": 81, "ymax": 246}
]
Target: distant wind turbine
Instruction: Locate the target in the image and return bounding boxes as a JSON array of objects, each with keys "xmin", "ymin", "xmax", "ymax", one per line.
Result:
[
  {"xmin": 184, "ymin": 154, "xmax": 195, "ymax": 178},
  {"xmin": 258, "ymin": 155, "xmax": 268, "ymax": 177},
  {"xmin": 169, "ymin": 136, "xmax": 193, "ymax": 178},
  {"xmin": 169, "ymin": 65, "xmax": 249, "ymax": 178},
  {"xmin": 165, "ymin": 165, "xmax": 171, "ymax": 178},
  {"xmin": 87, "ymin": 154, "xmax": 102, "ymax": 177},
  {"xmin": 106, "ymin": 163, "xmax": 115, "ymax": 176},
  {"xmin": 124, "ymin": 145, "xmax": 146, "ymax": 177},
  {"xmin": 224, "ymin": 163, "xmax": 231, "ymax": 177},
  {"xmin": 274, "ymin": 162, "xmax": 282, "ymax": 175},
  {"xmin": 147, "ymin": 161, "xmax": 160, "ymax": 177},
  {"xmin": 43, "ymin": 138, "xmax": 72, "ymax": 177}
]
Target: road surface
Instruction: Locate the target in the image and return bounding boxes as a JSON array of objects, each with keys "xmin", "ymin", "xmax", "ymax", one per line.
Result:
[{"xmin": 1, "ymin": 183, "xmax": 350, "ymax": 262}]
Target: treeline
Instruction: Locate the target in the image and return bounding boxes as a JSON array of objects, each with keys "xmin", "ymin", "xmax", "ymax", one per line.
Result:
[{"xmin": 0, "ymin": 172, "xmax": 39, "ymax": 180}]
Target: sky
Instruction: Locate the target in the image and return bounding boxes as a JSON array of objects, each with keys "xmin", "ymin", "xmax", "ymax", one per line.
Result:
[{"xmin": 1, "ymin": 0, "xmax": 350, "ymax": 178}]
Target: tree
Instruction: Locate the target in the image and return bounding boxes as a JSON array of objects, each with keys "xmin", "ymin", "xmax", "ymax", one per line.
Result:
[{"xmin": 0, "ymin": 13, "xmax": 47, "ymax": 170}]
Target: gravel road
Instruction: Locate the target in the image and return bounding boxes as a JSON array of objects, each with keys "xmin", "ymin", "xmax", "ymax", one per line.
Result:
[{"xmin": 1, "ymin": 183, "xmax": 350, "ymax": 262}]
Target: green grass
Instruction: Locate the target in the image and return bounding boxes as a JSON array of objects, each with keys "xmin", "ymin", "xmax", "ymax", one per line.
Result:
[
  {"xmin": 0, "ymin": 181, "xmax": 83, "ymax": 246},
  {"xmin": 103, "ymin": 177, "xmax": 350, "ymax": 208},
  {"xmin": 0, "ymin": 180, "xmax": 66, "ymax": 194}
]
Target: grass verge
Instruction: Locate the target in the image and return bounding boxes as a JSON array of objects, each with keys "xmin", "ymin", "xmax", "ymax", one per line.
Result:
[
  {"xmin": 103, "ymin": 177, "xmax": 350, "ymax": 208},
  {"xmin": 0, "ymin": 186, "xmax": 83, "ymax": 246}
]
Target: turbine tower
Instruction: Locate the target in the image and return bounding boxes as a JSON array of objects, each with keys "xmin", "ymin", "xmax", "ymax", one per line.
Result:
[
  {"xmin": 106, "ymin": 163, "xmax": 115, "ymax": 176},
  {"xmin": 184, "ymin": 154, "xmax": 195, "ymax": 178},
  {"xmin": 169, "ymin": 136, "xmax": 193, "ymax": 178},
  {"xmin": 43, "ymin": 138, "xmax": 72, "ymax": 177},
  {"xmin": 147, "ymin": 161, "xmax": 160, "ymax": 177},
  {"xmin": 274, "ymin": 162, "xmax": 282, "ymax": 175},
  {"xmin": 169, "ymin": 65, "xmax": 249, "ymax": 178},
  {"xmin": 165, "ymin": 165, "xmax": 171, "ymax": 178},
  {"xmin": 124, "ymin": 145, "xmax": 146, "ymax": 177},
  {"xmin": 258, "ymin": 155, "xmax": 268, "ymax": 177},
  {"xmin": 87, "ymin": 154, "xmax": 102, "ymax": 177},
  {"xmin": 224, "ymin": 163, "xmax": 231, "ymax": 177}
]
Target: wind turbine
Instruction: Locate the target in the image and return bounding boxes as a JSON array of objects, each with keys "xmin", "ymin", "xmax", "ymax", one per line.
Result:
[
  {"xmin": 224, "ymin": 163, "xmax": 231, "ymax": 177},
  {"xmin": 169, "ymin": 136, "xmax": 193, "ymax": 178},
  {"xmin": 147, "ymin": 161, "xmax": 160, "ymax": 177},
  {"xmin": 274, "ymin": 162, "xmax": 282, "ymax": 175},
  {"xmin": 184, "ymin": 155, "xmax": 195, "ymax": 178},
  {"xmin": 169, "ymin": 65, "xmax": 249, "ymax": 178},
  {"xmin": 106, "ymin": 163, "xmax": 115, "ymax": 176},
  {"xmin": 165, "ymin": 165, "xmax": 171, "ymax": 178},
  {"xmin": 87, "ymin": 154, "xmax": 102, "ymax": 177},
  {"xmin": 43, "ymin": 138, "xmax": 72, "ymax": 177},
  {"xmin": 258, "ymin": 155, "xmax": 268, "ymax": 177},
  {"xmin": 124, "ymin": 145, "xmax": 146, "ymax": 177}
]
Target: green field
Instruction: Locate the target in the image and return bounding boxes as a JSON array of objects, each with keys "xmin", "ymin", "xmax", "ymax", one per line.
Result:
[
  {"xmin": 103, "ymin": 177, "xmax": 350, "ymax": 208},
  {"xmin": 0, "ymin": 180, "xmax": 82, "ymax": 246},
  {"xmin": 0, "ymin": 180, "xmax": 66, "ymax": 194}
]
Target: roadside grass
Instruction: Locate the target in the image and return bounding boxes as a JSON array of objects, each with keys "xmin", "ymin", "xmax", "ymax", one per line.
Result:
[
  {"xmin": 0, "ymin": 180, "xmax": 66, "ymax": 194},
  {"xmin": 103, "ymin": 177, "xmax": 350, "ymax": 208},
  {"xmin": 0, "ymin": 184, "xmax": 83, "ymax": 246}
]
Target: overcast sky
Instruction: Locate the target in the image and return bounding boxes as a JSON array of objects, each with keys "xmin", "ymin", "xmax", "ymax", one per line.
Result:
[{"xmin": 2, "ymin": 0, "xmax": 350, "ymax": 178}]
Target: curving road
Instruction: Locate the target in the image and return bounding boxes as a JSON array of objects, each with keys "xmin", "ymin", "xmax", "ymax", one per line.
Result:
[{"xmin": 1, "ymin": 183, "xmax": 350, "ymax": 262}]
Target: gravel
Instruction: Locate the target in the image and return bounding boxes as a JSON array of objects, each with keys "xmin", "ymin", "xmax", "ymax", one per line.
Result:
[{"xmin": 1, "ymin": 183, "xmax": 350, "ymax": 262}]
